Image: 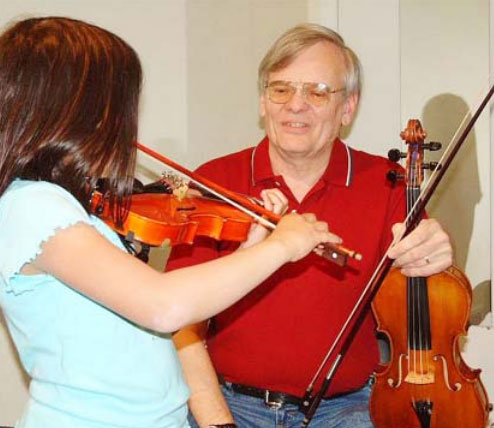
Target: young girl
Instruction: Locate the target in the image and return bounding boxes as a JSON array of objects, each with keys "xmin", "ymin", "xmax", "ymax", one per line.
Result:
[{"xmin": 0, "ymin": 17, "xmax": 336, "ymax": 428}]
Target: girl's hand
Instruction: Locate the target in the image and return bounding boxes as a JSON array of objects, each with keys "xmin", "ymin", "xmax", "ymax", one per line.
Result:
[
  {"xmin": 268, "ymin": 212, "xmax": 341, "ymax": 262},
  {"xmin": 239, "ymin": 188, "xmax": 288, "ymax": 249}
]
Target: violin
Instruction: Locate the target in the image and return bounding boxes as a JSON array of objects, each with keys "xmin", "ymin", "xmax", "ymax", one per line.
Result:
[
  {"xmin": 91, "ymin": 187, "xmax": 252, "ymax": 246},
  {"xmin": 298, "ymin": 85, "xmax": 494, "ymax": 428},
  {"xmin": 369, "ymin": 120, "xmax": 490, "ymax": 428},
  {"xmin": 90, "ymin": 142, "xmax": 363, "ymax": 266}
]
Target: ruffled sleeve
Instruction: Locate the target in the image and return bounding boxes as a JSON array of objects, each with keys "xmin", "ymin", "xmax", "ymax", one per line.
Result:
[{"xmin": 0, "ymin": 181, "xmax": 92, "ymax": 287}]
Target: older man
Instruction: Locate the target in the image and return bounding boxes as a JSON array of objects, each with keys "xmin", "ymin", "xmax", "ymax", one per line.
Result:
[{"xmin": 169, "ymin": 24, "xmax": 452, "ymax": 428}]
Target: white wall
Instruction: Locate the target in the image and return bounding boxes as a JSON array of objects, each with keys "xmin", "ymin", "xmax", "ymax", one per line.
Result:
[{"xmin": 0, "ymin": 0, "xmax": 493, "ymax": 425}]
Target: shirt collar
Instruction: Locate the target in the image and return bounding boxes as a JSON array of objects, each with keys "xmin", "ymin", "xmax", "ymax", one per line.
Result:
[{"xmin": 251, "ymin": 136, "xmax": 353, "ymax": 188}]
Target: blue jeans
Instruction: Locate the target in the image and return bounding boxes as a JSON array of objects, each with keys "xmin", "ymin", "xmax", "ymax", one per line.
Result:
[{"xmin": 188, "ymin": 381, "xmax": 375, "ymax": 428}]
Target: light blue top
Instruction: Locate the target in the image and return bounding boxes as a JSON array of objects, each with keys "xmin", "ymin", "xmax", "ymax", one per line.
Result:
[{"xmin": 0, "ymin": 180, "xmax": 189, "ymax": 428}]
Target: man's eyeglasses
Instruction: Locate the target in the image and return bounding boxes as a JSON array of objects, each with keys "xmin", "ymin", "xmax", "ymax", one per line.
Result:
[{"xmin": 264, "ymin": 80, "xmax": 345, "ymax": 107}]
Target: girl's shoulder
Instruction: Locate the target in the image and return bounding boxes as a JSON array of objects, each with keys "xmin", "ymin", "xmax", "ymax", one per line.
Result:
[
  {"xmin": 2, "ymin": 180, "xmax": 83, "ymax": 208},
  {"xmin": 1, "ymin": 180, "xmax": 91, "ymax": 227},
  {"xmin": 0, "ymin": 180, "xmax": 91, "ymax": 284}
]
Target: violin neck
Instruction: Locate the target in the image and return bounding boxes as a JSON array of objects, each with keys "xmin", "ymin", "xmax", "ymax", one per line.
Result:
[
  {"xmin": 406, "ymin": 184, "xmax": 432, "ymax": 351},
  {"xmin": 406, "ymin": 186, "xmax": 422, "ymax": 228}
]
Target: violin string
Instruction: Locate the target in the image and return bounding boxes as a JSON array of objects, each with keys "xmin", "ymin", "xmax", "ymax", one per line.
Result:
[
  {"xmin": 412, "ymin": 276, "xmax": 416, "ymax": 370},
  {"xmin": 138, "ymin": 143, "xmax": 363, "ymax": 266},
  {"xmin": 136, "ymin": 142, "xmax": 279, "ymax": 230},
  {"xmin": 162, "ymin": 168, "xmax": 277, "ymax": 230},
  {"xmin": 417, "ymin": 275, "xmax": 422, "ymax": 384},
  {"xmin": 406, "ymin": 170, "xmax": 413, "ymax": 382},
  {"xmin": 412, "ymin": 164, "xmax": 418, "ymax": 380},
  {"xmin": 414, "ymin": 179, "xmax": 424, "ymax": 386},
  {"xmin": 305, "ymin": 78, "xmax": 492, "ymax": 391}
]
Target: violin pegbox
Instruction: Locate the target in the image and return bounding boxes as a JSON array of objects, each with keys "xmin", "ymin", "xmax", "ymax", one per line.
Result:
[
  {"xmin": 387, "ymin": 119, "xmax": 442, "ymax": 186},
  {"xmin": 402, "ymin": 119, "xmax": 427, "ymax": 188}
]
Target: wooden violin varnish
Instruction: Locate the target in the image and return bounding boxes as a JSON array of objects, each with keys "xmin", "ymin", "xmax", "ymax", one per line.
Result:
[{"xmin": 369, "ymin": 120, "xmax": 490, "ymax": 428}]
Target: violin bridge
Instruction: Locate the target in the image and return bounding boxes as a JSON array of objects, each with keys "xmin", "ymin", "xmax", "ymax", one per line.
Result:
[
  {"xmin": 404, "ymin": 350, "xmax": 435, "ymax": 385},
  {"xmin": 160, "ymin": 171, "xmax": 190, "ymax": 201},
  {"xmin": 405, "ymin": 371, "xmax": 435, "ymax": 385}
]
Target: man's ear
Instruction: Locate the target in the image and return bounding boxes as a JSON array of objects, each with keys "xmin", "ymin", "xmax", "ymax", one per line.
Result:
[
  {"xmin": 341, "ymin": 93, "xmax": 359, "ymax": 126},
  {"xmin": 259, "ymin": 93, "xmax": 266, "ymax": 118}
]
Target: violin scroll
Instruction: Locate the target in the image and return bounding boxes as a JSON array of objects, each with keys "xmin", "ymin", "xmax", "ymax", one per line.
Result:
[
  {"xmin": 387, "ymin": 120, "xmax": 443, "ymax": 187},
  {"xmin": 399, "ymin": 118, "xmax": 427, "ymax": 143}
]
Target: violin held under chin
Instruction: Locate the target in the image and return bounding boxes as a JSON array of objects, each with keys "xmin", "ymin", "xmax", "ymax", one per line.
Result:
[{"xmin": 89, "ymin": 142, "xmax": 363, "ymax": 266}]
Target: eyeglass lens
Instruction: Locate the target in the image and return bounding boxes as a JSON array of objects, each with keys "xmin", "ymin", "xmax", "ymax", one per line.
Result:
[{"xmin": 266, "ymin": 81, "xmax": 335, "ymax": 106}]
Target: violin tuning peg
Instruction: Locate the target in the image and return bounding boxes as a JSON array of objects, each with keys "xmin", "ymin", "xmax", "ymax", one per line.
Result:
[
  {"xmin": 388, "ymin": 149, "xmax": 406, "ymax": 162},
  {"xmin": 431, "ymin": 162, "xmax": 441, "ymax": 170},
  {"xmin": 423, "ymin": 141, "xmax": 442, "ymax": 151},
  {"xmin": 422, "ymin": 162, "xmax": 441, "ymax": 171},
  {"xmin": 386, "ymin": 170, "xmax": 404, "ymax": 183}
]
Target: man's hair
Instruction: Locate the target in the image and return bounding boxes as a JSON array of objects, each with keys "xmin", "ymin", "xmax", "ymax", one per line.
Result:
[
  {"xmin": 0, "ymin": 17, "xmax": 142, "ymax": 225},
  {"xmin": 258, "ymin": 23, "xmax": 361, "ymax": 98}
]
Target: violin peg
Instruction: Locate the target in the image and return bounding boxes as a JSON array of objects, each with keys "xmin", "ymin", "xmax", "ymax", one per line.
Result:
[
  {"xmin": 422, "ymin": 162, "xmax": 441, "ymax": 171},
  {"xmin": 387, "ymin": 149, "xmax": 406, "ymax": 163},
  {"xmin": 423, "ymin": 141, "xmax": 442, "ymax": 151},
  {"xmin": 386, "ymin": 169, "xmax": 404, "ymax": 183}
]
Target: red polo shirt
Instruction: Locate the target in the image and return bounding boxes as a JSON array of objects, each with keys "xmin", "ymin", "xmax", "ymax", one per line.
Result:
[{"xmin": 167, "ymin": 137, "xmax": 406, "ymax": 397}]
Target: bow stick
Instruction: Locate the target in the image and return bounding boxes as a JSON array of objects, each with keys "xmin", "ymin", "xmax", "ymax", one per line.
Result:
[
  {"xmin": 298, "ymin": 83, "xmax": 494, "ymax": 427},
  {"xmin": 136, "ymin": 142, "xmax": 362, "ymax": 266}
]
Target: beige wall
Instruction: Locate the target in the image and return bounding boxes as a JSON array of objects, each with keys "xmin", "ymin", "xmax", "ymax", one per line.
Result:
[
  {"xmin": 1, "ymin": 0, "xmax": 493, "ymax": 425},
  {"xmin": 0, "ymin": 1, "xmax": 190, "ymax": 424},
  {"xmin": 185, "ymin": 0, "xmax": 308, "ymax": 166}
]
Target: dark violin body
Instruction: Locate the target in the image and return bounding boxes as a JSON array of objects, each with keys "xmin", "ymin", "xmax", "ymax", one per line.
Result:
[
  {"xmin": 370, "ymin": 266, "xmax": 490, "ymax": 428},
  {"xmin": 369, "ymin": 119, "xmax": 490, "ymax": 428}
]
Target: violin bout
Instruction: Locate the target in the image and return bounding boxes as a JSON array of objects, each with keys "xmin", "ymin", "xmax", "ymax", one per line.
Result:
[
  {"xmin": 90, "ymin": 190, "xmax": 252, "ymax": 247},
  {"xmin": 370, "ymin": 266, "xmax": 491, "ymax": 428}
]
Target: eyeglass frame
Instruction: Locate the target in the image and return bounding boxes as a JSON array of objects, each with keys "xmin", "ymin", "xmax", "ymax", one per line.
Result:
[{"xmin": 263, "ymin": 80, "xmax": 346, "ymax": 107}]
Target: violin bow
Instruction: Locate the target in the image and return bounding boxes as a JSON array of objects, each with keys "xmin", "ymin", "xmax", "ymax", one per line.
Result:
[
  {"xmin": 136, "ymin": 142, "xmax": 362, "ymax": 266},
  {"xmin": 298, "ymin": 83, "xmax": 494, "ymax": 427}
]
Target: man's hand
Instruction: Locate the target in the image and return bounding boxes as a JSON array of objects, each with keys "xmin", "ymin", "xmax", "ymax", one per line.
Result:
[
  {"xmin": 387, "ymin": 218, "xmax": 453, "ymax": 277},
  {"xmin": 239, "ymin": 188, "xmax": 288, "ymax": 249}
]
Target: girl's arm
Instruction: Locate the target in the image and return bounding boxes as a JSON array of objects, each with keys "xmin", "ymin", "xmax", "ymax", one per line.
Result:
[{"xmin": 27, "ymin": 212, "xmax": 336, "ymax": 333}]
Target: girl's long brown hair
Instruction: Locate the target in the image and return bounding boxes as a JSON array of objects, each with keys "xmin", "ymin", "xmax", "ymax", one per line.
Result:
[{"xmin": 0, "ymin": 17, "xmax": 142, "ymax": 226}]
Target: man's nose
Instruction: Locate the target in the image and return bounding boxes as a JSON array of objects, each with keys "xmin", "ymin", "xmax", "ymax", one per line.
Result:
[{"xmin": 285, "ymin": 88, "xmax": 309, "ymax": 112}]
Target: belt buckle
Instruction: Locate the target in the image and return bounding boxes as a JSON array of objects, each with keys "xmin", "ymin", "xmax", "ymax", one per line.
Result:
[{"xmin": 264, "ymin": 390, "xmax": 283, "ymax": 409}]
